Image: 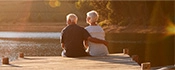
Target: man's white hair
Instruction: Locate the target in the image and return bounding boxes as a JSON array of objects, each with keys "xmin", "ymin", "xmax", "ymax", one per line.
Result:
[
  {"xmin": 66, "ymin": 13, "xmax": 78, "ymax": 23},
  {"xmin": 86, "ymin": 10, "xmax": 99, "ymax": 23}
]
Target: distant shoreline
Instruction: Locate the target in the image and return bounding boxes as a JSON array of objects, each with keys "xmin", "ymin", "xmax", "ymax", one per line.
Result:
[
  {"xmin": 0, "ymin": 22, "xmax": 87, "ymax": 32},
  {"xmin": 0, "ymin": 23, "xmax": 168, "ymax": 34},
  {"xmin": 0, "ymin": 25, "xmax": 65, "ymax": 32}
]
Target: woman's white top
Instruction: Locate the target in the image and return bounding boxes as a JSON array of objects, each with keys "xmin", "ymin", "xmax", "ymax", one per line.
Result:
[{"xmin": 85, "ymin": 25, "xmax": 109, "ymax": 56}]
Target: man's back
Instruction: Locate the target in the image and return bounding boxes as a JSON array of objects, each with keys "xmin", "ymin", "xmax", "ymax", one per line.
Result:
[{"xmin": 61, "ymin": 24, "xmax": 90, "ymax": 57}]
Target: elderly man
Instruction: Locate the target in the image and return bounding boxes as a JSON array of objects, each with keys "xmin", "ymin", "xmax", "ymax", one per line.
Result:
[{"xmin": 60, "ymin": 13, "xmax": 107, "ymax": 57}]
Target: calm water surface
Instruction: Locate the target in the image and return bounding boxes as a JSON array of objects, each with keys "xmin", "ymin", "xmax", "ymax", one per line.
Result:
[
  {"xmin": 106, "ymin": 33, "xmax": 174, "ymax": 67},
  {"xmin": 0, "ymin": 32, "xmax": 61, "ymax": 39},
  {"xmin": 0, "ymin": 32, "xmax": 62, "ymax": 64}
]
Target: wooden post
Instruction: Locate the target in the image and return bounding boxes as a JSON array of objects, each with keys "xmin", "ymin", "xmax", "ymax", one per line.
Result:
[
  {"xmin": 131, "ymin": 55, "xmax": 139, "ymax": 63},
  {"xmin": 19, "ymin": 52, "xmax": 24, "ymax": 58},
  {"xmin": 2, "ymin": 56, "xmax": 9, "ymax": 64},
  {"xmin": 141, "ymin": 62, "xmax": 151, "ymax": 70},
  {"xmin": 123, "ymin": 48, "xmax": 129, "ymax": 55}
]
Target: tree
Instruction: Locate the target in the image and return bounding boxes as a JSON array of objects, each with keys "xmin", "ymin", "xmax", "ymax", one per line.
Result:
[{"xmin": 75, "ymin": 0, "xmax": 112, "ymax": 26}]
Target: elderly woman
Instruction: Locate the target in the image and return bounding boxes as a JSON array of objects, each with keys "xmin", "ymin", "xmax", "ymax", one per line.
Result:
[{"xmin": 85, "ymin": 10, "xmax": 109, "ymax": 56}]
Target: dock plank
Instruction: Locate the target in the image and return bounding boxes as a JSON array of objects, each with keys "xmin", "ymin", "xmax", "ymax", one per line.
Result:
[{"xmin": 0, "ymin": 53, "xmax": 140, "ymax": 70}]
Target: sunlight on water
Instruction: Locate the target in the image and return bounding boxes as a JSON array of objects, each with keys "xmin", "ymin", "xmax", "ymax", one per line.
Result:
[
  {"xmin": 0, "ymin": 32, "xmax": 61, "ymax": 39},
  {"xmin": 0, "ymin": 32, "xmax": 62, "ymax": 64},
  {"xmin": 0, "ymin": 40, "xmax": 18, "ymax": 64}
]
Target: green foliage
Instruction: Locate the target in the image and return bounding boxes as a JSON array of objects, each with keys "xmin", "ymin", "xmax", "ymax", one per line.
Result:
[
  {"xmin": 75, "ymin": 1, "xmax": 174, "ymax": 26},
  {"xmin": 0, "ymin": 1, "xmax": 173, "ymax": 26},
  {"xmin": 75, "ymin": 0, "xmax": 112, "ymax": 21},
  {"xmin": 99, "ymin": 20, "xmax": 111, "ymax": 27}
]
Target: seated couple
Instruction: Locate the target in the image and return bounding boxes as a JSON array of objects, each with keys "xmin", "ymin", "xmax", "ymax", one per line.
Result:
[{"xmin": 60, "ymin": 10, "xmax": 109, "ymax": 57}]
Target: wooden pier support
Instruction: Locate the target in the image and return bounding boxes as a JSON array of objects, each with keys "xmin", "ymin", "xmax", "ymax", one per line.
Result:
[
  {"xmin": 141, "ymin": 62, "xmax": 151, "ymax": 70},
  {"xmin": 19, "ymin": 52, "xmax": 24, "ymax": 58},
  {"xmin": 131, "ymin": 55, "xmax": 139, "ymax": 63},
  {"xmin": 123, "ymin": 48, "xmax": 129, "ymax": 55},
  {"xmin": 2, "ymin": 57, "xmax": 9, "ymax": 64}
]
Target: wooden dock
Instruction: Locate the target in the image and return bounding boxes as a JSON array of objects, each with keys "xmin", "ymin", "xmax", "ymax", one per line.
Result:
[{"xmin": 0, "ymin": 53, "xmax": 141, "ymax": 70}]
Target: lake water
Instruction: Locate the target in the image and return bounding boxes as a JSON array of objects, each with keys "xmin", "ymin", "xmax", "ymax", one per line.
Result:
[
  {"xmin": 0, "ymin": 32, "xmax": 62, "ymax": 64},
  {"xmin": 105, "ymin": 33, "xmax": 174, "ymax": 67},
  {"xmin": 0, "ymin": 32, "xmax": 174, "ymax": 67},
  {"xmin": 0, "ymin": 32, "xmax": 61, "ymax": 39}
]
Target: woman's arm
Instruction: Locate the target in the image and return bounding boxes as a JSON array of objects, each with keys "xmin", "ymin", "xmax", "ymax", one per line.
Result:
[
  {"xmin": 61, "ymin": 43, "xmax": 65, "ymax": 50},
  {"xmin": 84, "ymin": 40, "xmax": 89, "ymax": 49}
]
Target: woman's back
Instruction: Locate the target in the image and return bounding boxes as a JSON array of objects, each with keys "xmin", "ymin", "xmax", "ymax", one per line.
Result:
[{"xmin": 85, "ymin": 25, "xmax": 109, "ymax": 56}]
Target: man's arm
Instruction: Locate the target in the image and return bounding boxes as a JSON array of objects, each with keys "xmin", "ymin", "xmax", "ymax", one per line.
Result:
[{"xmin": 87, "ymin": 37, "xmax": 108, "ymax": 46}]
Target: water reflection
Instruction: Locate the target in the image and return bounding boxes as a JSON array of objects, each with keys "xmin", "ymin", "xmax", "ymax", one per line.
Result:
[
  {"xmin": 106, "ymin": 33, "xmax": 174, "ymax": 67},
  {"xmin": 0, "ymin": 32, "xmax": 62, "ymax": 64},
  {"xmin": 0, "ymin": 32, "xmax": 61, "ymax": 39}
]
